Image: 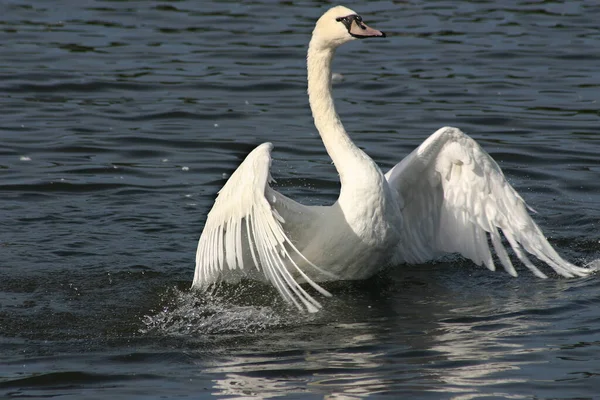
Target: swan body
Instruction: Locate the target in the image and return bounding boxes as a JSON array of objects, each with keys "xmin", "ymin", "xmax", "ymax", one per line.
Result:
[{"xmin": 193, "ymin": 6, "xmax": 591, "ymax": 312}]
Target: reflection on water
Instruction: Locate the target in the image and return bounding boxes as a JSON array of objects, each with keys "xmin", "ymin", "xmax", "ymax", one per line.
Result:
[{"xmin": 133, "ymin": 268, "xmax": 600, "ymax": 398}]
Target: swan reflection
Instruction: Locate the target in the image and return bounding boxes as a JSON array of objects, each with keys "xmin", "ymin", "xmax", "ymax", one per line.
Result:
[{"xmin": 194, "ymin": 268, "xmax": 577, "ymax": 399}]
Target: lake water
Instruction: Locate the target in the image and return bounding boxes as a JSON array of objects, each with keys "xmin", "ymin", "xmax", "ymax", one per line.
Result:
[{"xmin": 1, "ymin": 0, "xmax": 600, "ymax": 398}]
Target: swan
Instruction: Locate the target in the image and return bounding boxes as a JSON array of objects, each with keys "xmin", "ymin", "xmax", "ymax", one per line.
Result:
[{"xmin": 192, "ymin": 6, "xmax": 591, "ymax": 312}]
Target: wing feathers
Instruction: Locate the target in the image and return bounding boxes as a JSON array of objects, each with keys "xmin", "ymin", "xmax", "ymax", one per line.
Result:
[
  {"xmin": 387, "ymin": 126, "xmax": 591, "ymax": 279},
  {"xmin": 193, "ymin": 142, "xmax": 331, "ymax": 312}
]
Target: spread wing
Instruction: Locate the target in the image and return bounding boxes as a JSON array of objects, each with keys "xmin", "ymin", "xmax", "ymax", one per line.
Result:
[
  {"xmin": 386, "ymin": 126, "xmax": 590, "ymax": 278},
  {"xmin": 192, "ymin": 142, "xmax": 332, "ymax": 312}
]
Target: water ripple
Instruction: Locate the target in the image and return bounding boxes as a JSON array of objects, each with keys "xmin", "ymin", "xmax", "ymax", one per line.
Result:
[{"xmin": 1, "ymin": 0, "xmax": 600, "ymax": 399}]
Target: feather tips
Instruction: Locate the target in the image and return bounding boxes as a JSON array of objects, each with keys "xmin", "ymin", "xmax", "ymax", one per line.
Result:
[
  {"xmin": 386, "ymin": 126, "xmax": 590, "ymax": 279},
  {"xmin": 193, "ymin": 143, "xmax": 330, "ymax": 312}
]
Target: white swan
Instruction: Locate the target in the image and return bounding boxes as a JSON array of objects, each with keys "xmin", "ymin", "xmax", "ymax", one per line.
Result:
[{"xmin": 192, "ymin": 6, "xmax": 591, "ymax": 312}]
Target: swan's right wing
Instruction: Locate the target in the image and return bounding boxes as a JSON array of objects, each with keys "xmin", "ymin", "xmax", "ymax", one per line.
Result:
[
  {"xmin": 386, "ymin": 126, "xmax": 590, "ymax": 278},
  {"xmin": 193, "ymin": 142, "xmax": 332, "ymax": 313}
]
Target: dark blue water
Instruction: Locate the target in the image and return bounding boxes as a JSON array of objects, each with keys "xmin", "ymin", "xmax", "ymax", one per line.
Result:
[{"xmin": 2, "ymin": 0, "xmax": 600, "ymax": 398}]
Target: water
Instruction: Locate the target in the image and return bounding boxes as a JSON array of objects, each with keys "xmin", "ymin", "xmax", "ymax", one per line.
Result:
[{"xmin": 1, "ymin": 0, "xmax": 600, "ymax": 398}]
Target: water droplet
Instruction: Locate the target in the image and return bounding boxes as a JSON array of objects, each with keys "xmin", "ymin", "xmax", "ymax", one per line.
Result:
[{"xmin": 331, "ymin": 72, "xmax": 344, "ymax": 83}]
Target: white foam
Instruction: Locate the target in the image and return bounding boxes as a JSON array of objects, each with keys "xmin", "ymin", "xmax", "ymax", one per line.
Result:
[{"xmin": 139, "ymin": 287, "xmax": 290, "ymax": 336}]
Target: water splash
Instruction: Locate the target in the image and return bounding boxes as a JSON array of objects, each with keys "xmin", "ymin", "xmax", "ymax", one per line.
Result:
[
  {"xmin": 139, "ymin": 284, "xmax": 296, "ymax": 337},
  {"xmin": 585, "ymin": 258, "xmax": 600, "ymax": 273}
]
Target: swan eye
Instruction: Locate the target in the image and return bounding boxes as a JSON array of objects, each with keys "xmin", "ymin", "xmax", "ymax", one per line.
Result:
[
  {"xmin": 336, "ymin": 15, "xmax": 357, "ymax": 31},
  {"xmin": 353, "ymin": 16, "xmax": 367, "ymax": 30}
]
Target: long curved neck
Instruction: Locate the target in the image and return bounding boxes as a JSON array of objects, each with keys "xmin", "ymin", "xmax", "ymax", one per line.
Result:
[{"xmin": 307, "ymin": 41, "xmax": 371, "ymax": 188}]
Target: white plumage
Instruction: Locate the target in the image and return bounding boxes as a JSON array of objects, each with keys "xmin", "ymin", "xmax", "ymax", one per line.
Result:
[{"xmin": 193, "ymin": 6, "xmax": 591, "ymax": 311}]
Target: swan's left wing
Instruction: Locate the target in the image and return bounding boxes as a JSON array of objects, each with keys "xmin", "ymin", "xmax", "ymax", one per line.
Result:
[
  {"xmin": 193, "ymin": 142, "xmax": 332, "ymax": 312},
  {"xmin": 386, "ymin": 126, "xmax": 590, "ymax": 278}
]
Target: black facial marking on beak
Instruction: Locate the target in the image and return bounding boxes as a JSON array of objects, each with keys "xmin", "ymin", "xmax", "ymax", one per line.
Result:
[
  {"xmin": 336, "ymin": 14, "xmax": 386, "ymax": 39},
  {"xmin": 336, "ymin": 15, "xmax": 354, "ymax": 30}
]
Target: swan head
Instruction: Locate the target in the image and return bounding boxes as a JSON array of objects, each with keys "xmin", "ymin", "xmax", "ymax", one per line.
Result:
[{"xmin": 311, "ymin": 6, "xmax": 386, "ymax": 50}]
